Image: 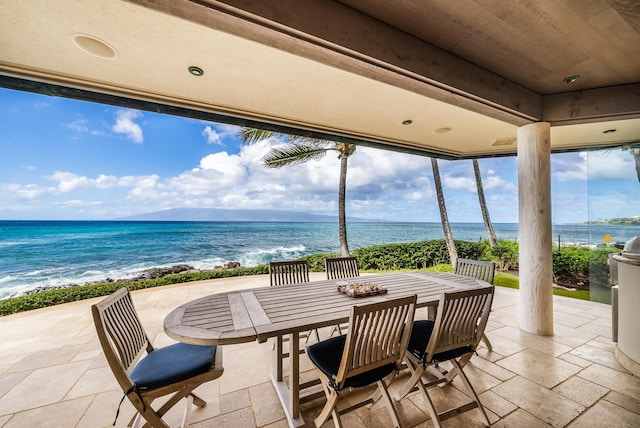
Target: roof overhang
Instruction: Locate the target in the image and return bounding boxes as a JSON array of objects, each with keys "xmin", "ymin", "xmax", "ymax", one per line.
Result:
[{"xmin": 1, "ymin": 0, "xmax": 639, "ymax": 158}]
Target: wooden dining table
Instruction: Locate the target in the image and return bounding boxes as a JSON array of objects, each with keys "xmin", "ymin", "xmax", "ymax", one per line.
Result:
[{"xmin": 164, "ymin": 271, "xmax": 492, "ymax": 427}]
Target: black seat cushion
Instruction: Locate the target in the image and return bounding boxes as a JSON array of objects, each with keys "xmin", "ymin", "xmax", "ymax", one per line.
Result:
[
  {"xmin": 130, "ymin": 343, "xmax": 217, "ymax": 390},
  {"xmin": 307, "ymin": 334, "xmax": 396, "ymax": 390},
  {"xmin": 408, "ymin": 320, "xmax": 473, "ymax": 363}
]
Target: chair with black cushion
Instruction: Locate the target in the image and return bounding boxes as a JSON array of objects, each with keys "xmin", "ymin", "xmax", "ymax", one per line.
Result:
[
  {"xmin": 325, "ymin": 256, "xmax": 360, "ymax": 335},
  {"xmin": 268, "ymin": 260, "xmax": 320, "ymax": 382},
  {"xmin": 325, "ymin": 256, "xmax": 360, "ymax": 280},
  {"xmin": 454, "ymin": 258, "xmax": 496, "ymax": 350},
  {"xmin": 92, "ymin": 287, "xmax": 224, "ymax": 428},
  {"xmin": 307, "ymin": 295, "xmax": 417, "ymax": 428},
  {"xmin": 395, "ymin": 287, "xmax": 494, "ymax": 428}
]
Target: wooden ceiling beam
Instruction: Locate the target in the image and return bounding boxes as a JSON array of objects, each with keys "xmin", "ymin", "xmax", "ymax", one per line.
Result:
[{"xmin": 543, "ymin": 83, "xmax": 640, "ymax": 125}]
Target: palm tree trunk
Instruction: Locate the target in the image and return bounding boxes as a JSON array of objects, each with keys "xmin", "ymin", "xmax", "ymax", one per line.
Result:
[
  {"xmin": 431, "ymin": 158, "xmax": 457, "ymax": 265},
  {"xmin": 338, "ymin": 154, "xmax": 350, "ymax": 256},
  {"xmin": 632, "ymin": 149, "xmax": 640, "ymax": 182},
  {"xmin": 473, "ymin": 159, "xmax": 499, "ymax": 247}
]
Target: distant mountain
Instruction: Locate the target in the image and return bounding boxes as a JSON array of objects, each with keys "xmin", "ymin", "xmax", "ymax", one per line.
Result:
[{"xmin": 117, "ymin": 208, "xmax": 383, "ymax": 222}]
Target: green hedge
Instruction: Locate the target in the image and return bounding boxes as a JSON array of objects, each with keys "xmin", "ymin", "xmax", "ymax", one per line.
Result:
[
  {"xmin": 351, "ymin": 239, "xmax": 488, "ymax": 270},
  {"xmin": 0, "ymin": 265, "xmax": 268, "ymax": 316},
  {"xmin": 0, "ymin": 239, "xmax": 619, "ymax": 316}
]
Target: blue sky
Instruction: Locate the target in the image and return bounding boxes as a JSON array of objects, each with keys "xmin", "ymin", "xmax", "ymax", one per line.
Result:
[{"xmin": 1, "ymin": 87, "xmax": 639, "ymax": 223}]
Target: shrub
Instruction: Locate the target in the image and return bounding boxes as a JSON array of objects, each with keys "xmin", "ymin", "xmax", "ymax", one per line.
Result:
[
  {"xmin": 352, "ymin": 239, "xmax": 487, "ymax": 270},
  {"xmin": 553, "ymin": 247, "xmax": 590, "ymax": 285},
  {"xmin": 490, "ymin": 240, "xmax": 519, "ymax": 271}
]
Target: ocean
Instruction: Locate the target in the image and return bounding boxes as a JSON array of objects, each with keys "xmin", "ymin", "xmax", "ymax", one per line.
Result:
[{"xmin": 1, "ymin": 220, "xmax": 638, "ymax": 299}]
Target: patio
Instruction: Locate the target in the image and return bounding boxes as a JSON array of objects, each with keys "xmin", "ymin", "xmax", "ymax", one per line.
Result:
[{"xmin": 0, "ymin": 273, "xmax": 638, "ymax": 427}]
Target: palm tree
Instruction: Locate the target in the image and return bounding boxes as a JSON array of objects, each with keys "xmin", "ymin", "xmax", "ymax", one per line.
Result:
[
  {"xmin": 238, "ymin": 128, "xmax": 355, "ymax": 256},
  {"xmin": 473, "ymin": 159, "xmax": 499, "ymax": 247},
  {"xmin": 632, "ymin": 148, "xmax": 640, "ymax": 183},
  {"xmin": 431, "ymin": 158, "xmax": 458, "ymax": 266}
]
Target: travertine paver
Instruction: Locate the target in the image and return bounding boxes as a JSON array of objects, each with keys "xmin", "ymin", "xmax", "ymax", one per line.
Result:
[
  {"xmin": 0, "ymin": 277, "xmax": 638, "ymax": 427},
  {"xmin": 496, "ymin": 348, "xmax": 582, "ymax": 388}
]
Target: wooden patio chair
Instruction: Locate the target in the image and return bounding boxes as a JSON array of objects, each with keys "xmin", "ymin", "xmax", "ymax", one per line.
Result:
[
  {"xmin": 325, "ymin": 256, "xmax": 360, "ymax": 280},
  {"xmin": 325, "ymin": 256, "xmax": 360, "ymax": 336},
  {"xmin": 395, "ymin": 287, "xmax": 494, "ymax": 428},
  {"xmin": 269, "ymin": 260, "xmax": 310, "ymax": 286},
  {"xmin": 306, "ymin": 295, "xmax": 417, "ymax": 428},
  {"xmin": 92, "ymin": 287, "xmax": 223, "ymax": 428},
  {"xmin": 268, "ymin": 261, "xmax": 320, "ymax": 382},
  {"xmin": 454, "ymin": 258, "xmax": 496, "ymax": 350}
]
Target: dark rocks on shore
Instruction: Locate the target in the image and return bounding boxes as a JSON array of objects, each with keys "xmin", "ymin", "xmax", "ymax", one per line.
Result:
[
  {"xmin": 15, "ymin": 262, "xmax": 242, "ymax": 297},
  {"xmin": 131, "ymin": 264, "xmax": 195, "ymax": 280}
]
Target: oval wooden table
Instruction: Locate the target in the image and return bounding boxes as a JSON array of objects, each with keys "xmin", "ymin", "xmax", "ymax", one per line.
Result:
[{"xmin": 164, "ymin": 271, "xmax": 492, "ymax": 428}]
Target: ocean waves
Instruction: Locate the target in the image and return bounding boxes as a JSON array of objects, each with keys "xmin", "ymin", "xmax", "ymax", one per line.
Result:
[{"xmin": 1, "ymin": 220, "xmax": 638, "ymax": 299}]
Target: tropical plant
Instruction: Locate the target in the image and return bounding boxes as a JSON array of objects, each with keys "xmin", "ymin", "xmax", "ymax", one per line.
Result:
[
  {"xmin": 431, "ymin": 158, "xmax": 458, "ymax": 266},
  {"xmin": 238, "ymin": 128, "xmax": 355, "ymax": 256},
  {"xmin": 473, "ymin": 159, "xmax": 499, "ymax": 247}
]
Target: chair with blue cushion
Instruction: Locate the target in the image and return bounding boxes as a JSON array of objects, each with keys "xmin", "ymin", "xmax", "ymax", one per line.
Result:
[
  {"xmin": 306, "ymin": 295, "xmax": 416, "ymax": 428},
  {"xmin": 92, "ymin": 287, "xmax": 224, "ymax": 428},
  {"xmin": 394, "ymin": 287, "xmax": 494, "ymax": 428}
]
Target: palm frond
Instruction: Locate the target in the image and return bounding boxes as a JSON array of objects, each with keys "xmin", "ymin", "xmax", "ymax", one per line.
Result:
[
  {"xmin": 238, "ymin": 128, "xmax": 282, "ymax": 144},
  {"xmin": 263, "ymin": 144, "xmax": 327, "ymax": 168}
]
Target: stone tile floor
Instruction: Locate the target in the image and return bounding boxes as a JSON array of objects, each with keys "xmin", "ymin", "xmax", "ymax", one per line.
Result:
[{"xmin": 1, "ymin": 273, "xmax": 639, "ymax": 427}]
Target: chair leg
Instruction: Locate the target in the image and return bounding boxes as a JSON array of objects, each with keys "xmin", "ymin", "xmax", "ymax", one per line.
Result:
[
  {"xmin": 415, "ymin": 369, "xmax": 443, "ymax": 428},
  {"xmin": 179, "ymin": 394, "xmax": 194, "ymax": 428},
  {"xmin": 191, "ymin": 392, "xmax": 206, "ymax": 407},
  {"xmin": 394, "ymin": 358, "xmax": 423, "ymax": 400},
  {"xmin": 377, "ymin": 380, "xmax": 401, "ymax": 428},
  {"xmin": 315, "ymin": 387, "xmax": 342, "ymax": 428},
  {"xmin": 481, "ymin": 333, "xmax": 493, "ymax": 351},
  {"xmin": 443, "ymin": 352, "xmax": 472, "ymax": 384},
  {"xmin": 451, "ymin": 359, "xmax": 490, "ymax": 427},
  {"xmin": 128, "ymin": 395, "xmax": 171, "ymax": 428}
]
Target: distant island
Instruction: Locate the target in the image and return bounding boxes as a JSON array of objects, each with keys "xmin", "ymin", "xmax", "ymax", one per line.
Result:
[
  {"xmin": 585, "ymin": 216, "xmax": 640, "ymax": 226},
  {"xmin": 117, "ymin": 207, "xmax": 384, "ymax": 223}
]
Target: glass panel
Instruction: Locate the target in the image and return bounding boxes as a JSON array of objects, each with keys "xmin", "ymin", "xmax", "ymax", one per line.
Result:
[{"xmin": 585, "ymin": 146, "xmax": 640, "ymax": 303}]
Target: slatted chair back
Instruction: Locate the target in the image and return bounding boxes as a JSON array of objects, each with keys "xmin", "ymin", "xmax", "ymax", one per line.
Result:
[
  {"xmin": 92, "ymin": 287, "xmax": 224, "ymax": 428},
  {"xmin": 454, "ymin": 258, "xmax": 495, "ymax": 284},
  {"xmin": 325, "ymin": 256, "xmax": 359, "ymax": 280},
  {"xmin": 92, "ymin": 287, "xmax": 151, "ymax": 391},
  {"xmin": 269, "ymin": 260, "xmax": 310, "ymax": 286},
  {"xmin": 337, "ymin": 295, "xmax": 416, "ymax": 386},
  {"xmin": 425, "ymin": 287, "xmax": 494, "ymax": 363}
]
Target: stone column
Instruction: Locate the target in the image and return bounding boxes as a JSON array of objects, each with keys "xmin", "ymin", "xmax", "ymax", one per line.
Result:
[{"xmin": 518, "ymin": 122, "xmax": 554, "ymax": 335}]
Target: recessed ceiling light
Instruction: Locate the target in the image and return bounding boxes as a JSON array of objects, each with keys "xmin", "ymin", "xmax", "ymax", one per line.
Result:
[
  {"xmin": 73, "ymin": 34, "xmax": 116, "ymax": 59},
  {"xmin": 433, "ymin": 127, "xmax": 452, "ymax": 134},
  {"xmin": 603, "ymin": 129, "xmax": 617, "ymax": 134},
  {"xmin": 188, "ymin": 66, "xmax": 204, "ymax": 76},
  {"xmin": 402, "ymin": 119, "xmax": 413, "ymax": 125},
  {"xmin": 563, "ymin": 74, "xmax": 580, "ymax": 84}
]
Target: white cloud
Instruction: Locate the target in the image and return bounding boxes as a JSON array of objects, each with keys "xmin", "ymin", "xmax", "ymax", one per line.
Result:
[
  {"xmin": 112, "ymin": 109, "xmax": 143, "ymax": 143},
  {"xmin": 443, "ymin": 175, "xmax": 475, "ymax": 191},
  {"xmin": 483, "ymin": 170, "xmax": 517, "ymax": 191},
  {"xmin": 47, "ymin": 171, "xmax": 118, "ymax": 192},
  {"xmin": 65, "ymin": 119, "xmax": 89, "ymax": 133},
  {"xmin": 202, "ymin": 124, "xmax": 239, "ymax": 145},
  {"xmin": 553, "ymin": 150, "xmax": 636, "ymax": 182},
  {"xmin": 202, "ymin": 126, "xmax": 222, "ymax": 145}
]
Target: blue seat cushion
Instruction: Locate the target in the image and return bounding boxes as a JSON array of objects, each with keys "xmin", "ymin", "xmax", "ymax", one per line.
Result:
[
  {"xmin": 408, "ymin": 320, "xmax": 473, "ymax": 363},
  {"xmin": 130, "ymin": 343, "xmax": 217, "ymax": 390},
  {"xmin": 307, "ymin": 334, "xmax": 396, "ymax": 390}
]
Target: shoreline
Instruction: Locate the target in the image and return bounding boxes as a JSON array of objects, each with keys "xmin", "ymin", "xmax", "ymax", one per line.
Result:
[{"xmin": 12, "ymin": 262, "xmax": 243, "ymax": 298}]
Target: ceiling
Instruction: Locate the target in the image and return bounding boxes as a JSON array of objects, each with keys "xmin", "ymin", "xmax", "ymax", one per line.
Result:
[{"xmin": 1, "ymin": 0, "xmax": 639, "ymax": 158}]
